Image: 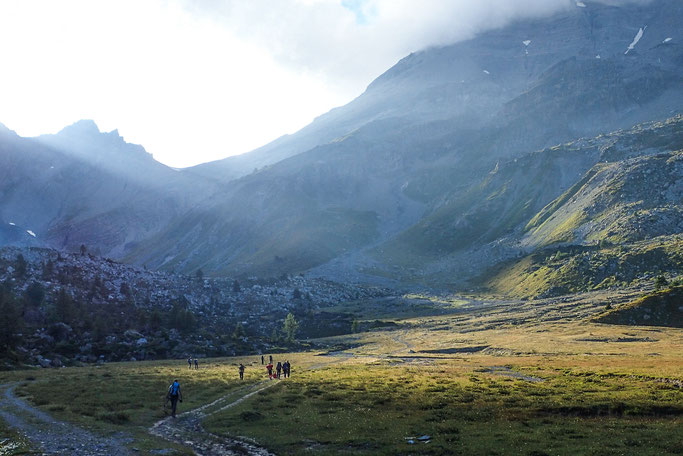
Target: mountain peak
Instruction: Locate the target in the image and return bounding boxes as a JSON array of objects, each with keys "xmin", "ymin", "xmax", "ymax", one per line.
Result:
[{"xmin": 57, "ymin": 119, "xmax": 101, "ymax": 136}]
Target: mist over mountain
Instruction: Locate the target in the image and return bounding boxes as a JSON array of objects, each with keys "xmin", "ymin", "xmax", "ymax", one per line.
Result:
[
  {"xmin": 1, "ymin": 0, "xmax": 681, "ymax": 293},
  {"xmin": 0, "ymin": 120, "xmax": 217, "ymax": 257},
  {"xmin": 188, "ymin": 0, "xmax": 681, "ymax": 181}
]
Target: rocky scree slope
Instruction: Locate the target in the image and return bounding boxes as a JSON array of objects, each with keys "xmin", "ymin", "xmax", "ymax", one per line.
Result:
[
  {"xmin": 376, "ymin": 116, "xmax": 683, "ymax": 291},
  {"xmin": 0, "ymin": 247, "xmax": 388, "ymax": 368}
]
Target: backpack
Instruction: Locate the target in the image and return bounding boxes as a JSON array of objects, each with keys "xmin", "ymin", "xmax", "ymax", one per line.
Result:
[{"xmin": 170, "ymin": 382, "xmax": 179, "ymax": 396}]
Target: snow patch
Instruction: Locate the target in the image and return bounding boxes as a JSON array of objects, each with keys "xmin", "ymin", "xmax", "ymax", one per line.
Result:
[
  {"xmin": 483, "ymin": 70, "xmax": 490, "ymax": 74},
  {"xmin": 576, "ymin": 1, "xmax": 586, "ymax": 7},
  {"xmin": 26, "ymin": 230, "xmax": 36, "ymax": 237},
  {"xmin": 523, "ymin": 40, "xmax": 532, "ymax": 46},
  {"xmin": 625, "ymin": 26, "xmax": 645, "ymax": 54},
  {"xmin": 9, "ymin": 222, "xmax": 15, "ymax": 226},
  {"xmin": 595, "ymin": 54, "xmax": 601, "ymax": 59},
  {"xmin": 663, "ymin": 37, "xmax": 672, "ymax": 43}
]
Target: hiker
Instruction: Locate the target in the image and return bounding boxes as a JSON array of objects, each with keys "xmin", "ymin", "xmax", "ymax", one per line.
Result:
[
  {"xmin": 266, "ymin": 362, "xmax": 274, "ymax": 379},
  {"xmin": 284, "ymin": 360, "xmax": 290, "ymax": 378},
  {"xmin": 276, "ymin": 361, "xmax": 282, "ymax": 379},
  {"xmin": 261, "ymin": 355, "xmax": 264, "ymax": 365},
  {"xmin": 269, "ymin": 355, "xmax": 273, "ymax": 364},
  {"xmin": 167, "ymin": 379, "xmax": 183, "ymax": 418},
  {"xmin": 187, "ymin": 357, "xmax": 192, "ymax": 369},
  {"xmin": 194, "ymin": 358, "xmax": 199, "ymax": 370},
  {"xmin": 239, "ymin": 363, "xmax": 245, "ymax": 380}
]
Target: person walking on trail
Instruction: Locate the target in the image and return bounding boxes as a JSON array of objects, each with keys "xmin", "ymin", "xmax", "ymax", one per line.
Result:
[
  {"xmin": 194, "ymin": 358, "xmax": 199, "ymax": 370},
  {"xmin": 276, "ymin": 361, "xmax": 282, "ymax": 379},
  {"xmin": 261, "ymin": 355, "xmax": 264, "ymax": 365},
  {"xmin": 167, "ymin": 379, "xmax": 183, "ymax": 418},
  {"xmin": 269, "ymin": 355, "xmax": 273, "ymax": 364},
  {"xmin": 239, "ymin": 363, "xmax": 245, "ymax": 380},
  {"xmin": 284, "ymin": 360, "xmax": 290, "ymax": 378},
  {"xmin": 266, "ymin": 362, "xmax": 274, "ymax": 379},
  {"xmin": 188, "ymin": 357, "xmax": 192, "ymax": 369}
]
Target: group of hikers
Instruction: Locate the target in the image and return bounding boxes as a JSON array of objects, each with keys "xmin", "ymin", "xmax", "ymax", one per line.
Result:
[
  {"xmin": 166, "ymin": 354, "xmax": 293, "ymax": 418},
  {"xmin": 261, "ymin": 354, "xmax": 292, "ymax": 379},
  {"xmin": 266, "ymin": 359, "xmax": 291, "ymax": 379}
]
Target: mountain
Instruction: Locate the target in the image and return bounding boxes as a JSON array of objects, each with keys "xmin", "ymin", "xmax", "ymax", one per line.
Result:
[
  {"xmin": 187, "ymin": 0, "xmax": 682, "ymax": 182},
  {"xmin": 379, "ymin": 116, "xmax": 683, "ymax": 288},
  {"xmin": 0, "ymin": 121, "xmax": 216, "ymax": 257},
  {"xmin": 1, "ymin": 0, "xmax": 681, "ymax": 295},
  {"xmin": 128, "ymin": 0, "xmax": 683, "ymax": 282}
]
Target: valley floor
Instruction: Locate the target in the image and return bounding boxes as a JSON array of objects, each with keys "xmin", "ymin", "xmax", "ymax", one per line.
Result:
[{"xmin": 0, "ymin": 288, "xmax": 681, "ymax": 455}]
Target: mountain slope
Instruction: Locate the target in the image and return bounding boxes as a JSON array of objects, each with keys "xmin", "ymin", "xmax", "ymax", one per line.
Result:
[
  {"xmin": 377, "ymin": 115, "xmax": 683, "ymax": 286},
  {"xmin": 127, "ymin": 0, "xmax": 683, "ymax": 281},
  {"xmin": 187, "ymin": 0, "xmax": 682, "ymax": 182},
  {"xmin": 2, "ymin": 0, "xmax": 681, "ymax": 290},
  {"xmin": 0, "ymin": 121, "xmax": 215, "ymax": 257}
]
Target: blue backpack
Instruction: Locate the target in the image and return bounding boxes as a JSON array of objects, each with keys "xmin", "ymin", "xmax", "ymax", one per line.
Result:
[{"xmin": 170, "ymin": 382, "xmax": 179, "ymax": 396}]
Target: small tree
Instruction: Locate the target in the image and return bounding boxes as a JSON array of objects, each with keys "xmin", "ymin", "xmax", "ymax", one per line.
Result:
[
  {"xmin": 195, "ymin": 269, "xmax": 204, "ymax": 282},
  {"xmin": 232, "ymin": 322, "xmax": 245, "ymax": 339},
  {"xmin": 232, "ymin": 280, "xmax": 241, "ymax": 293},
  {"xmin": 93, "ymin": 315, "xmax": 108, "ymax": 342},
  {"xmin": 55, "ymin": 288, "xmax": 76, "ymax": 325},
  {"xmin": 0, "ymin": 290, "xmax": 22, "ymax": 350},
  {"xmin": 80, "ymin": 244, "xmax": 87, "ymax": 256},
  {"xmin": 149, "ymin": 309, "xmax": 162, "ymax": 332},
  {"xmin": 282, "ymin": 312, "xmax": 299, "ymax": 343},
  {"xmin": 292, "ymin": 288, "xmax": 302, "ymax": 300},
  {"xmin": 24, "ymin": 281, "xmax": 45, "ymax": 307},
  {"xmin": 351, "ymin": 319, "xmax": 360, "ymax": 333},
  {"xmin": 42, "ymin": 259, "xmax": 54, "ymax": 280},
  {"xmin": 654, "ymin": 275, "xmax": 669, "ymax": 291},
  {"xmin": 15, "ymin": 254, "xmax": 27, "ymax": 277}
]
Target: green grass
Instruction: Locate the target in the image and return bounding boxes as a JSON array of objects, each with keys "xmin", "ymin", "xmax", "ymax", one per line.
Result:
[
  {"xmin": 482, "ymin": 236, "xmax": 683, "ymax": 299},
  {"xmin": 319, "ymin": 294, "xmax": 469, "ymax": 321},
  {"xmin": 0, "ymin": 356, "xmax": 268, "ymax": 454},
  {"xmin": 0, "ymin": 420, "xmax": 33, "ymax": 455},
  {"xmin": 525, "ymin": 167, "xmax": 599, "ymax": 232},
  {"xmin": 203, "ymin": 361, "xmax": 683, "ymax": 455},
  {"xmin": 0, "ymin": 291, "xmax": 681, "ymax": 455},
  {"xmin": 594, "ymin": 286, "xmax": 683, "ymax": 327}
]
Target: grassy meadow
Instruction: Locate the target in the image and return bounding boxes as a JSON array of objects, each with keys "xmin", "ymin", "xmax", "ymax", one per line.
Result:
[{"xmin": 0, "ymin": 288, "xmax": 681, "ymax": 455}]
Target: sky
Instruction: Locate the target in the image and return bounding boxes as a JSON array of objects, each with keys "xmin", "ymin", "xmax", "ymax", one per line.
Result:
[{"xmin": 0, "ymin": 0, "xmax": 639, "ymax": 168}]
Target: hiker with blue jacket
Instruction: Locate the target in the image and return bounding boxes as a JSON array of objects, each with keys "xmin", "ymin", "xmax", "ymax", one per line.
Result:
[{"xmin": 167, "ymin": 379, "xmax": 183, "ymax": 418}]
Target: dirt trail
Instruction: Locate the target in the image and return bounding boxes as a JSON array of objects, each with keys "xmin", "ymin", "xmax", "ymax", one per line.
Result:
[
  {"xmin": 0, "ymin": 383, "xmax": 132, "ymax": 455},
  {"xmin": 151, "ymin": 356, "xmax": 347, "ymax": 455},
  {"xmin": 149, "ymin": 381, "xmax": 278, "ymax": 456}
]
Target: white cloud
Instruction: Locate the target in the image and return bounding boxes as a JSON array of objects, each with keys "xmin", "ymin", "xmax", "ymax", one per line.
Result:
[{"xmin": 0, "ymin": 0, "xmax": 649, "ymax": 167}]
